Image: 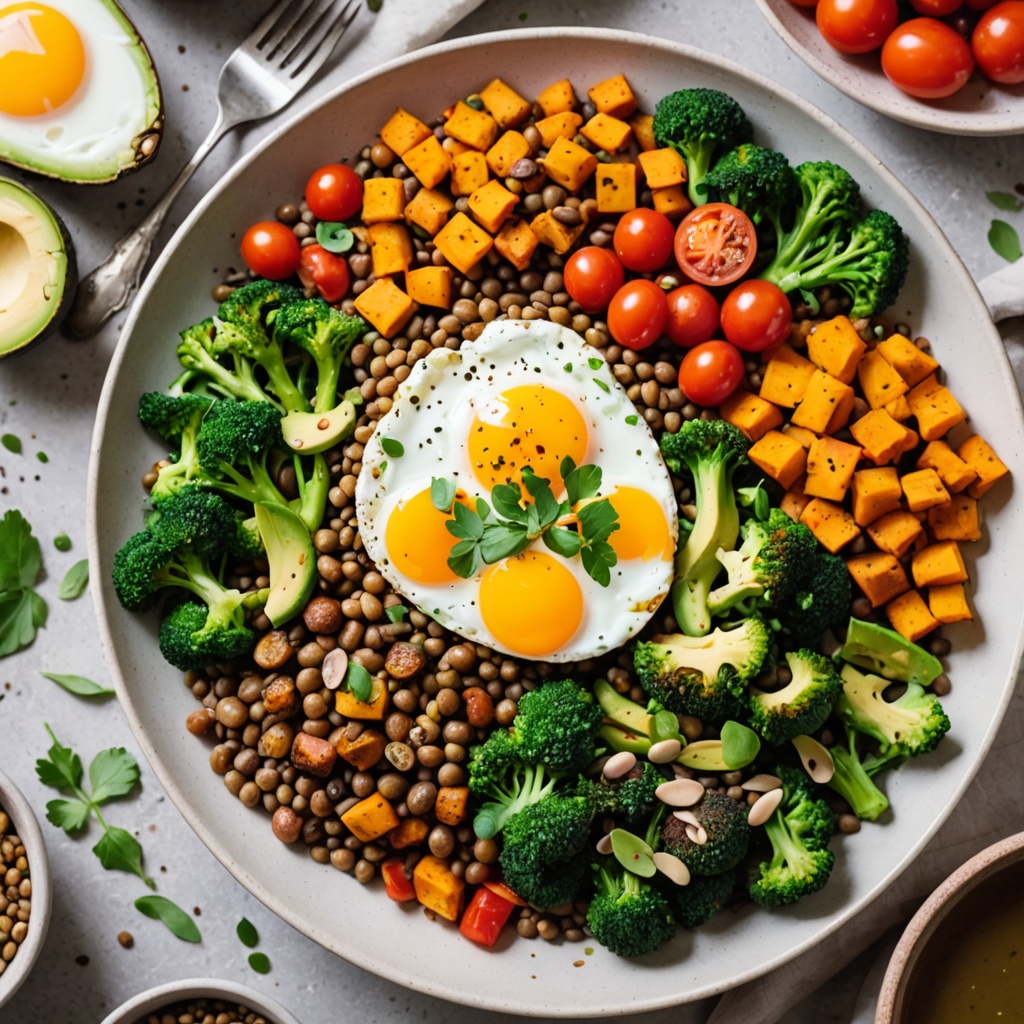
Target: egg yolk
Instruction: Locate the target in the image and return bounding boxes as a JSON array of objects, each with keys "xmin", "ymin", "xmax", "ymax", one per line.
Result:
[
  {"xmin": 468, "ymin": 384, "xmax": 588, "ymax": 493},
  {"xmin": 479, "ymin": 550, "xmax": 583, "ymax": 657},
  {"xmin": 385, "ymin": 487, "xmax": 461, "ymax": 585},
  {"xmin": 0, "ymin": 3, "xmax": 85, "ymax": 117},
  {"xmin": 607, "ymin": 486, "xmax": 675, "ymax": 562}
]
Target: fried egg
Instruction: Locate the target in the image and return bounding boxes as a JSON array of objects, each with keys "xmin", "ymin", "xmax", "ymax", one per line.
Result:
[
  {"xmin": 356, "ymin": 319, "xmax": 679, "ymax": 662},
  {"xmin": 0, "ymin": 0, "xmax": 162, "ymax": 183}
]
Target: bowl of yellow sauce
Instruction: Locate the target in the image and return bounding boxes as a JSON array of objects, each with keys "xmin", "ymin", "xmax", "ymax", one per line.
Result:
[{"xmin": 877, "ymin": 831, "xmax": 1024, "ymax": 1023}]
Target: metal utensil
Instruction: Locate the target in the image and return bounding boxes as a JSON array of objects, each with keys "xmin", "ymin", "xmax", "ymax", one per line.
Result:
[{"xmin": 65, "ymin": 0, "xmax": 359, "ymax": 339}]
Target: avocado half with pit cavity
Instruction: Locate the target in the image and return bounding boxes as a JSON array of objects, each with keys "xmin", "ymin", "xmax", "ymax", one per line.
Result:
[{"xmin": 0, "ymin": 178, "xmax": 76, "ymax": 358}]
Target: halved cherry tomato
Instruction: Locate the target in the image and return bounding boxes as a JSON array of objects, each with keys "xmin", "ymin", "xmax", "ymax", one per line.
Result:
[
  {"xmin": 674, "ymin": 203, "xmax": 757, "ymax": 288},
  {"xmin": 297, "ymin": 244, "xmax": 350, "ymax": 303},
  {"xmin": 607, "ymin": 279, "xmax": 668, "ymax": 351},
  {"xmin": 563, "ymin": 246, "xmax": 625, "ymax": 313},
  {"xmin": 459, "ymin": 885, "xmax": 517, "ymax": 947},
  {"xmin": 816, "ymin": 0, "xmax": 899, "ymax": 52},
  {"xmin": 882, "ymin": 17, "xmax": 975, "ymax": 97},
  {"xmin": 380, "ymin": 858, "xmax": 417, "ymax": 903},
  {"xmin": 305, "ymin": 163, "xmax": 363, "ymax": 221},
  {"xmin": 240, "ymin": 221, "xmax": 301, "ymax": 281},
  {"xmin": 612, "ymin": 208, "xmax": 676, "ymax": 273},
  {"xmin": 664, "ymin": 284, "xmax": 720, "ymax": 348},
  {"xmin": 972, "ymin": 1, "xmax": 1024, "ymax": 83},
  {"xmin": 720, "ymin": 280, "xmax": 792, "ymax": 353},
  {"xmin": 678, "ymin": 340, "xmax": 745, "ymax": 406}
]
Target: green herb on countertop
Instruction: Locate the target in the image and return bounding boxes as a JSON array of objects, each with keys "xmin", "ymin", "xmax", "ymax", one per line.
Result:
[
  {"xmin": 987, "ymin": 191, "xmax": 1024, "ymax": 213},
  {"xmin": 53, "ymin": 533, "xmax": 72, "ymax": 552},
  {"xmin": 35, "ymin": 724, "xmax": 154, "ymax": 888},
  {"xmin": 248, "ymin": 952, "xmax": 271, "ymax": 974},
  {"xmin": 989, "ymin": 220, "xmax": 1022, "ymax": 263},
  {"xmin": 1, "ymin": 433, "xmax": 21, "ymax": 454},
  {"xmin": 36, "ymin": 451, "xmax": 48, "ymax": 463},
  {"xmin": 236, "ymin": 917, "xmax": 259, "ymax": 948},
  {"xmin": 0, "ymin": 509, "xmax": 48, "ymax": 657},
  {"xmin": 57, "ymin": 558, "xmax": 89, "ymax": 600},
  {"xmin": 366, "ymin": 0, "xmax": 381, "ymax": 10},
  {"xmin": 135, "ymin": 895, "xmax": 202, "ymax": 942},
  {"xmin": 40, "ymin": 672, "xmax": 115, "ymax": 699}
]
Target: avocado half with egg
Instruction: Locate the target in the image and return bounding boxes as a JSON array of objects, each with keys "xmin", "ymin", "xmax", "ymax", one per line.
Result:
[
  {"xmin": 0, "ymin": 177, "xmax": 76, "ymax": 358},
  {"xmin": 0, "ymin": 0, "xmax": 163, "ymax": 183}
]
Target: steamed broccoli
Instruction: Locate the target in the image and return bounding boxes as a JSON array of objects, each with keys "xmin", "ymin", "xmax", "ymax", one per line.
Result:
[
  {"xmin": 660, "ymin": 419, "xmax": 751, "ymax": 637},
  {"xmin": 634, "ymin": 618, "xmax": 772, "ymax": 722},
  {"xmin": 837, "ymin": 664, "xmax": 951, "ymax": 758},
  {"xmin": 748, "ymin": 648, "xmax": 842, "ymax": 745},
  {"xmin": 826, "ymin": 724, "xmax": 898, "ymax": 822},
  {"xmin": 158, "ymin": 599, "xmax": 254, "ymax": 671},
  {"xmin": 708, "ymin": 508, "xmax": 819, "ymax": 617},
  {"xmin": 773, "ymin": 550, "xmax": 851, "ymax": 646},
  {"xmin": 652, "ymin": 88, "xmax": 753, "ymax": 206},
  {"xmin": 703, "ymin": 144, "xmax": 798, "ymax": 240},
  {"xmin": 660, "ymin": 790, "xmax": 751, "ymax": 876},
  {"xmin": 578, "ymin": 760, "xmax": 665, "ymax": 828},
  {"xmin": 671, "ymin": 867, "xmax": 738, "ymax": 929}
]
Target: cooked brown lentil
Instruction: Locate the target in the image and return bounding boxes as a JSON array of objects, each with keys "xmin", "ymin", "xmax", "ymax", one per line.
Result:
[
  {"xmin": 134, "ymin": 997, "xmax": 272, "ymax": 1024},
  {"xmin": 0, "ymin": 808, "xmax": 31, "ymax": 978}
]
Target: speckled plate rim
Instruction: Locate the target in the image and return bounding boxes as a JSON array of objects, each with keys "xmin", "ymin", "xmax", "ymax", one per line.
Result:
[
  {"xmin": 754, "ymin": 0, "xmax": 1024, "ymax": 137},
  {"xmin": 86, "ymin": 26, "xmax": 1024, "ymax": 1017}
]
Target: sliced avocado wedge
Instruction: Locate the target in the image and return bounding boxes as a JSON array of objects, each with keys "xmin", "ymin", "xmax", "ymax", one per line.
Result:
[
  {"xmin": 254, "ymin": 501, "xmax": 317, "ymax": 627},
  {"xmin": 0, "ymin": 178, "xmax": 76, "ymax": 358},
  {"xmin": 594, "ymin": 678, "xmax": 653, "ymax": 736},
  {"xmin": 280, "ymin": 398, "xmax": 357, "ymax": 455},
  {"xmin": 839, "ymin": 617, "xmax": 943, "ymax": 686}
]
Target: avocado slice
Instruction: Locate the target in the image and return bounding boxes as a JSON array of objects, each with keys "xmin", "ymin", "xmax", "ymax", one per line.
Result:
[
  {"xmin": 280, "ymin": 398, "xmax": 357, "ymax": 455},
  {"xmin": 0, "ymin": 178, "xmax": 76, "ymax": 358},
  {"xmin": 254, "ymin": 501, "xmax": 317, "ymax": 627},
  {"xmin": 838, "ymin": 617, "xmax": 943, "ymax": 686}
]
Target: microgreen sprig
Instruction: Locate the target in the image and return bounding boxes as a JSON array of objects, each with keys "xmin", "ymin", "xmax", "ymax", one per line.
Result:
[{"xmin": 430, "ymin": 457, "xmax": 620, "ymax": 587}]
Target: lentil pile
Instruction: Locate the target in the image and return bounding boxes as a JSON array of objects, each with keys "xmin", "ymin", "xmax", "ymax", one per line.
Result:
[
  {"xmin": 134, "ymin": 998, "xmax": 272, "ymax": 1024},
  {"xmin": 0, "ymin": 806, "xmax": 32, "ymax": 978}
]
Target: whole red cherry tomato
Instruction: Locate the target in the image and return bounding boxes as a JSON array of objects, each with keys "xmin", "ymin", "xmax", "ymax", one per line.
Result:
[
  {"xmin": 816, "ymin": 0, "xmax": 899, "ymax": 53},
  {"xmin": 882, "ymin": 18, "xmax": 975, "ymax": 97},
  {"xmin": 607, "ymin": 279, "xmax": 669, "ymax": 351},
  {"xmin": 972, "ymin": 1, "xmax": 1024, "ymax": 83},
  {"xmin": 612, "ymin": 208, "xmax": 676, "ymax": 273},
  {"xmin": 297, "ymin": 244, "xmax": 350, "ymax": 303},
  {"xmin": 563, "ymin": 246, "xmax": 625, "ymax": 313},
  {"xmin": 664, "ymin": 284, "xmax": 720, "ymax": 348},
  {"xmin": 720, "ymin": 280, "xmax": 793, "ymax": 353},
  {"xmin": 965, "ymin": 0, "xmax": 1001, "ymax": 10},
  {"xmin": 240, "ymin": 221, "xmax": 301, "ymax": 280},
  {"xmin": 909, "ymin": 0, "xmax": 962, "ymax": 13},
  {"xmin": 305, "ymin": 163, "xmax": 363, "ymax": 222},
  {"xmin": 677, "ymin": 340, "xmax": 745, "ymax": 407},
  {"xmin": 674, "ymin": 203, "xmax": 757, "ymax": 288}
]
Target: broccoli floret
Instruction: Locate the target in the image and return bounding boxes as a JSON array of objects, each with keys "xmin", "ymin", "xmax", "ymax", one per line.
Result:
[
  {"xmin": 498, "ymin": 795, "xmax": 593, "ymax": 909},
  {"xmin": 660, "ymin": 420, "xmax": 751, "ymax": 637},
  {"xmin": 270, "ymin": 298, "xmax": 367, "ymax": 414},
  {"xmin": 158, "ymin": 599, "xmax": 254, "ymax": 670},
  {"xmin": 634, "ymin": 618, "xmax": 771, "ymax": 722},
  {"xmin": 511, "ymin": 679, "xmax": 602, "ymax": 773},
  {"xmin": 586, "ymin": 858, "xmax": 676, "ymax": 957},
  {"xmin": 578, "ymin": 761, "xmax": 665, "ymax": 828},
  {"xmin": 217, "ymin": 278, "xmax": 304, "ymax": 332},
  {"xmin": 774, "ymin": 550, "xmax": 851, "ymax": 646},
  {"xmin": 748, "ymin": 648, "xmax": 842, "ymax": 745},
  {"xmin": 708, "ymin": 508, "xmax": 818, "ymax": 617},
  {"xmin": 703, "ymin": 144, "xmax": 798, "ymax": 241},
  {"xmin": 749, "ymin": 766, "xmax": 836, "ymax": 908},
  {"xmin": 661, "ymin": 790, "xmax": 751, "ymax": 876},
  {"xmin": 837, "ymin": 664, "xmax": 951, "ymax": 758},
  {"xmin": 652, "ymin": 88, "xmax": 753, "ymax": 206},
  {"xmin": 138, "ymin": 391, "xmax": 214, "ymax": 440},
  {"xmin": 671, "ymin": 867, "xmax": 738, "ymax": 929},
  {"xmin": 826, "ymin": 725, "xmax": 899, "ymax": 822}
]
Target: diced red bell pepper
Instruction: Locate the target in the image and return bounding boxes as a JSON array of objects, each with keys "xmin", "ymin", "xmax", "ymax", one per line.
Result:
[
  {"xmin": 483, "ymin": 878, "xmax": 529, "ymax": 907},
  {"xmin": 381, "ymin": 857, "xmax": 417, "ymax": 903},
  {"xmin": 459, "ymin": 885, "xmax": 517, "ymax": 947}
]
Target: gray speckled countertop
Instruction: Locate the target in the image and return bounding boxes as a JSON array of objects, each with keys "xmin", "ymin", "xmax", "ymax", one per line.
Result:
[{"xmin": 1, "ymin": 2, "xmax": 1022, "ymax": 1022}]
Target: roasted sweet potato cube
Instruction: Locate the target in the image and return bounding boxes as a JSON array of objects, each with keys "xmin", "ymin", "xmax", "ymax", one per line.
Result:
[
  {"xmin": 857, "ymin": 348, "xmax": 909, "ymax": 409},
  {"xmin": 800, "ymin": 497, "xmax": 861, "ymax": 553},
  {"xmin": 485, "ymin": 130, "xmax": 531, "ymax": 178},
  {"xmin": 580, "ymin": 112, "xmax": 632, "ymax": 153},
  {"xmin": 402, "ymin": 134, "xmax": 450, "ymax": 190},
  {"xmin": 342, "ymin": 794, "xmax": 400, "ymax": 842},
  {"xmin": 413, "ymin": 854, "xmax": 466, "ymax": 921},
  {"xmin": 851, "ymin": 467, "xmax": 903, "ymax": 526},
  {"xmin": 637, "ymin": 147, "xmax": 687, "ymax": 188},
  {"xmin": 866, "ymin": 510, "xmax": 925, "ymax": 559},
  {"xmin": 467, "ymin": 179, "xmax": 518, "ymax": 234},
  {"xmin": 541, "ymin": 136, "xmax": 598, "ymax": 192},
  {"xmin": 361, "ymin": 177, "xmax": 406, "ymax": 223},
  {"xmin": 928, "ymin": 583, "xmax": 972, "ymax": 624},
  {"xmin": 629, "ymin": 112, "xmax": 657, "ymax": 151},
  {"xmin": 291, "ymin": 733, "xmax": 337, "ymax": 777},
  {"xmin": 876, "ymin": 332, "xmax": 939, "ymax": 387},
  {"xmin": 849, "ymin": 408, "xmax": 912, "ymax": 465},
  {"xmin": 335, "ymin": 729, "xmax": 386, "ymax": 771},
  {"xmin": 791, "ymin": 370, "xmax": 855, "ymax": 434},
  {"xmin": 403, "ymin": 187, "xmax": 453, "ymax": 236},
  {"xmin": 760, "ymin": 345, "xmax": 817, "ymax": 409},
  {"xmin": 444, "ymin": 100, "xmax": 499, "ymax": 150},
  {"xmin": 531, "ymin": 210, "xmax": 585, "ymax": 254},
  {"xmin": 536, "ymin": 78, "xmax": 576, "ymax": 116},
  {"xmin": 747, "ymin": 430, "xmax": 807, "ymax": 490},
  {"xmin": 906, "ymin": 374, "xmax": 966, "ymax": 442},
  {"xmin": 405, "ymin": 266, "xmax": 453, "ymax": 309},
  {"xmin": 334, "ymin": 674, "xmax": 391, "ymax": 720},
  {"xmin": 494, "ymin": 217, "xmax": 539, "ymax": 271},
  {"xmin": 928, "ymin": 493, "xmax": 981, "ymax": 542},
  {"xmin": 535, "ymin": 111, "xmax": 583, "ymax": 149},
  {"xmin": 587, "ymin": 73, "xmax": 638, "ymax": 118},
  {"xmin": 368, "ymin": 222, "xmax": 413, "ymax": 278},
  {"xmin": 651, "ymin": 185, "xmax": 692, "ymax": 220},
  {"xmin": 353, "ymin": 278, "xmax": 416, "ymax": 340},
  {"xmin": 450, "ymin": 150, "xmax": 489, "ymax": 197},
  {"xmin": 885, "ymin": 589, "xmax": 940, "ymax": 642},
  {"xmin": 916, "ymin": 441, "xmax": 978, "ymax": 494},
  {"xmin": 806, "ymin": 315, "xmax": 867, "ymax": 384},
  {"xmin": 911, "ymin": 541, "xmax": 968, "ymax": 588},
  {"xmin": 804, "ymin": 435, "xmax": 862, "ymax": 502},
  {"xmin": 433, "ymin": 212, "xmax": 493, "ymax": 273},
  {"xmin": 959, "ymin": 434, "xmax": 1010, "ymax": 498},
  {"xmin": 718, "ymin": 390, "xmax": 784, "ymax": 441},
  {"xmin": 901, "ymin": 467, "xmax": 950, "ymax": 513},
  {"xmin": 595, "ymin": 162, "xmax": 637, "ymax": 214},
  {"xmin": 479, "ymin": 78, "xmax": 532, "ymax": 129},
  {"xmin": 846, "ymin": 552, "xmax": 910, "ymax": 608},
  {"xmin": 379, "ymin": 107, "xmax": 432, "ymax": 156},
  {"xmin": 780, "ymin": 479, "xmax": 811, "ymax": 522}
]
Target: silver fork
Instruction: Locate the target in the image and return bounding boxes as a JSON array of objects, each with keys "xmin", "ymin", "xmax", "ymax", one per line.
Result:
[{"xmin": 66, "ymin": 0, "xmax": 360, "ymax": 339}]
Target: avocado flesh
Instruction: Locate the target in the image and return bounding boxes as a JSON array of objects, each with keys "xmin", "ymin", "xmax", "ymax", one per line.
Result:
[
  {"xmin": 255, "ymin": 501, "xmax": 318, "ymax": 627},
  {"xmin": 839, "ymin": 617, "xmax": 943, "ymax": 687},
  {"xmin": 280, "ymin": 400, "xmax": 357, "ymax": 455},
  {"xmin": 0, "ymin": 179, "xmax": 74, "ymax": 358}
]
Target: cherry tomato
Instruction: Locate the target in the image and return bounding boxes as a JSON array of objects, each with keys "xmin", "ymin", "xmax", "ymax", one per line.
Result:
[
  {"xmin": 240, "ymin": 221, "xmax": 301, "ymax": 280},
  {"xmin": 297, "ymin": 244, "xmax": 350, "ymax": 303},
  {"xmin": 664, "ymin": 284, "xmax": 720, "ymax": 348},
  {"xmin": 305, "ymin": 163, "xmax": 363, "ymax": 222},
  {"xmin": 677, "ymin": 340, "xmax": 746, "ymax": 407},
  {"xmin": 816, "ymin": 0, "xmax": 899, "ymax": 53},
  {"xmin": 965, "ymin": 0, "xmax": 1001, "ymax": 9},
  {"xmin": 607, "ymin": 279, "xmax": 669, "ymax": 351},
  {"xmin": 674, "ymin": 203, "xmax": 757, "ymax": 288},
  {"xmin": 882, "ymin": 18, "xmax": 975, "ymax": 97},
  {"xmin": 563, "ymin": 246, "xmax": 625, "ymax": 313},
  {"xmin": 720, "ymin": 280, "xmax": 792, "ymax": 353},
  {"xmin": 972, "ymin": 1, "xmax": 1024, "ymax": 83},
  {"xmin": 909, "ymin": 0, "xmax": 962, "ymax": 13},
  {"xmin": 612, "ymin": 208, "xmax": 676, "ymax": 273}
]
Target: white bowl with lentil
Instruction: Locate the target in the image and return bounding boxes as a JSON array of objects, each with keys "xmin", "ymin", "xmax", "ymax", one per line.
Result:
[
  {"xmin": 99, "ymin": 977, "xmax": 301, "ymax": 1024},
  {"xmin": 88, "ymin": 26, "xmax": 1024, "ymax": 1017},
  {"xmin": 0, "ymin": 768, "xmax": 52, "ymax": 1012}
]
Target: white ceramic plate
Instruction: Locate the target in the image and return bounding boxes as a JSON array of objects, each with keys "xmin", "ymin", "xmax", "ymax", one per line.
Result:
[
  {"xmin": 755, "ymin": 0, "xmax": 1024, "ymax": 136},
  {"xmin": 88, "ymin": 28, "xmax": 1024, "ymax": 1017}
]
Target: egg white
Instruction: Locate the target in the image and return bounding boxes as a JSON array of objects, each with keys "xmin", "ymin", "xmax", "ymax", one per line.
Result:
[{"xmin": 355, "ymin": 319, "xmax": 679, "ymax": 663}]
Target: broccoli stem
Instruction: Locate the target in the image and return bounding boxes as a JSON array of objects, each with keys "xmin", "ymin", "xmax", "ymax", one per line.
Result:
[
  {"xmin": 293, "ymin": 452, "xmax": 329, "ymax": 534},
  {"xmin": 827, "ymin": 727, "xmax": 890, "ymax": 822},
  {"xmin": 686, "ymin": 141, "xmax": 718, "ymax": 207},
  {"xmin": 157, "ymin": 549, "xmax": 245, "ymax": 627}
]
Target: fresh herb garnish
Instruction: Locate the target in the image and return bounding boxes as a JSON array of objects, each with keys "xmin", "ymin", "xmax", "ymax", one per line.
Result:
[
  {"xmin": 35, "ymin": 724, "xmax": 153, "ymax": 887},
  {"xmin": 57, "ymin": 558, "xmax": 89, "ymax": 600},
  {"xmin": 430, "ymin": 457, "xmax": 619, "ymax": 586},
  {"xmin": 315, "ymin": 221, "xmax": 355, "ymax": 253},
  {"xmin": 53, "ymin": 533, "xmax": 72, "ymax": 552},
  {"xmin": 344, "ymin": 662, "xmax": 373, "ymax": 702},
  {"xmin": 385, "ymin": 604, "xmax": 408, "ymax": 623},
  {"xmin": 248, "ymin": 951, "xmax": 271, "ymax": 973},
  {"xmin": 989, "ymin": 219, "xmax": 1022, "ymax": 263},
  {"xmin": 380, "ymin": 437, "xmax": 404, "ymax": 458},
  {"xmin": 135, "ymin": 895, "xmax": 201, "ymax": 942},
  {"xmin": 40, "ymin": 672, "xmax": 114, "ymax": 699},
  {"xmin": 1, "ymin": 433, "xmax": 21, "ymax": 454},
  {"xmin": 986, "ymin": 191, "xmax": 1024, "ymax": 213},
  {"xmin": 587, "ymin": 356, "xmax": 603, "ymax": 371},
  {"xmin": 0, "ymin": 509, "xmax": 47, "ymax": 657},
  {"xmin": 236, "ymin": 917, "xmax": 259, "ymax": 948},
  {"xmin": 36, "ymin": 451, "xmax": 48, "ymax": 463},
  {"xmin": 624, "ymin": 414, "xmax": 639, "ymax": 426}
]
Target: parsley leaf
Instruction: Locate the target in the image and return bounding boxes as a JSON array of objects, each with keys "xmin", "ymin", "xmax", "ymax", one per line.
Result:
[
  {"xmin": 135, "ymin": 895, "xmax": 202, "ymax": 942},
  {"xmin": 989, "ymin": 219, "xmax": 1023, "ymax": 263},
  {"xmin": 57, "ymin": 559, "xmax": 90, "ymax": 600},
  {"xmin": 479, "ymin": 521, "xmax": 530, "ymax": 563},
  {"xmin": 0, "ymin": 509, "xmax": 40, "ymax": 589},
  {"xmin": 0, "ymin": 590, "xmax": 47, "ymax": 658},
  {"xmin": 248, "ymin": 952, "xmax": 271, "ymax": 974},
  {"xmin": 384, "ymin": 605, "xmax": 408, "ymax": 623},
  {"xmin": 343, "ymin": 662, "xmax": 373, "ymax": 702},
  {"xmin": 987, "ymin": 191, "xmax": 1024, "ymax": 213},
  {"xmin": 39, "ymin": 672, "xmax": 115, "ymax": 699},
  {"xmin": 543, "ymin": 526, "xmax": 584, "ymax": 558},
  {"xmin": 237, "ymin": 917, "xmax": 259, "ymax": 948},
  {"xmin": 45, "ymin": 798, "xmax": 90, "ymax": 832},
  {"xmin": 380, "ymin": 437, "xmax": 404, "ymax": 458},
  {"xmin": 89, "ymin": 748, "xmax": 140, "ymax": 804},
  {"xmin": 430, "ymin": 476, "xmax": 457, "ymax": 513}
]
